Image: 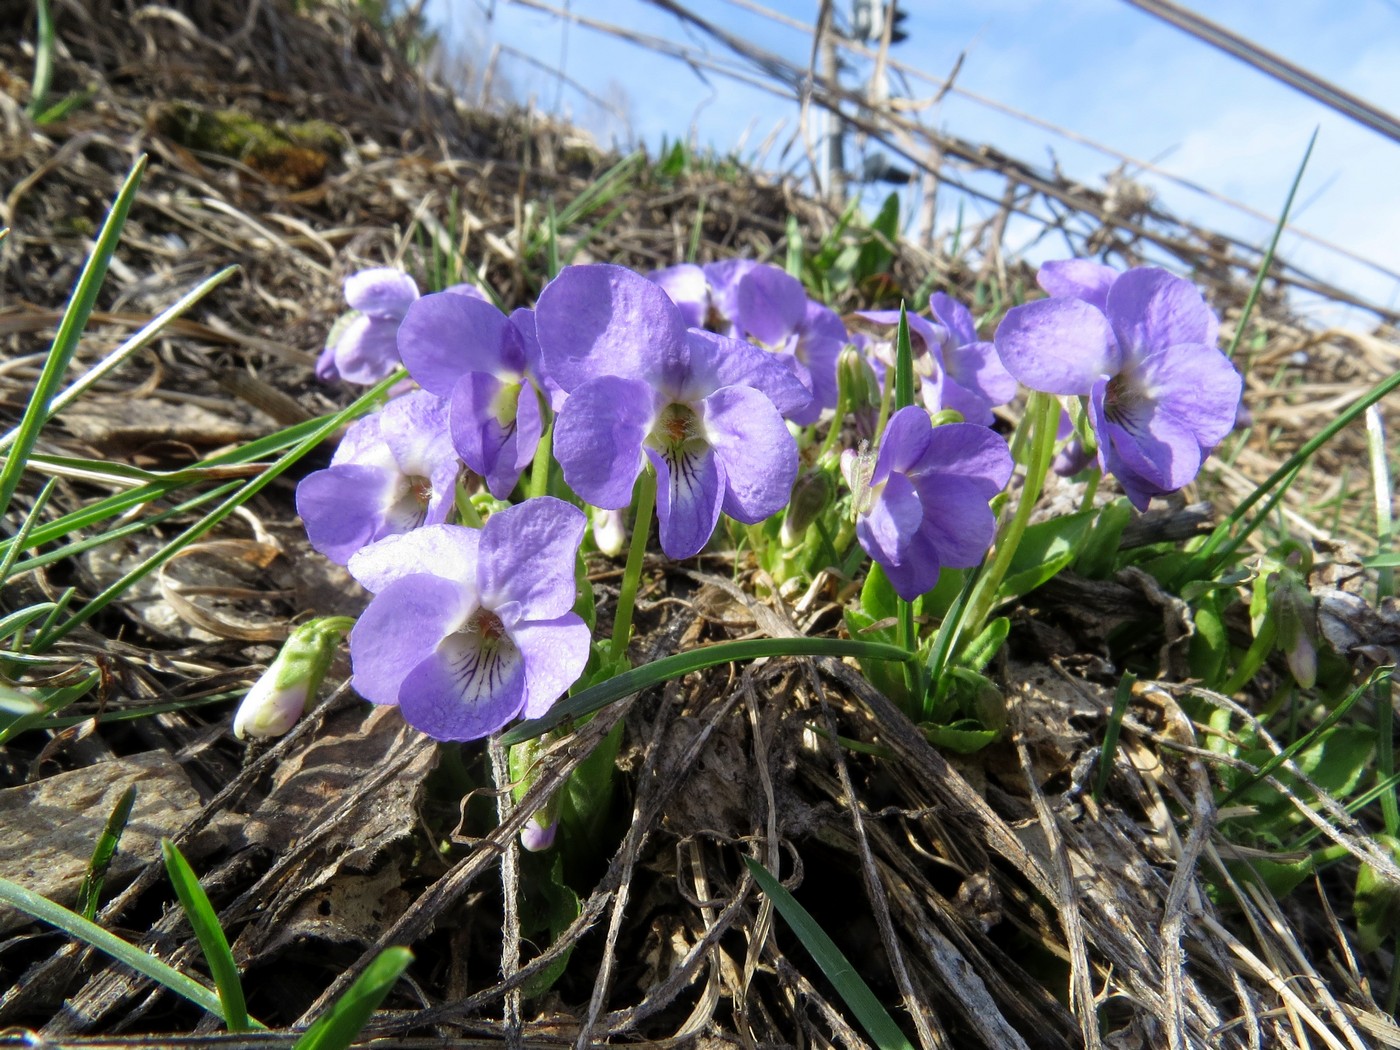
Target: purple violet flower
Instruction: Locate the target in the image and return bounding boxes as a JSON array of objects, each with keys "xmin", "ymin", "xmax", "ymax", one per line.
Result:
[
  {"xmin": 994, "ymin": 265, "xmax": 1242, "ymax": 510},
  {"xmin": 730, "ymin": 263, "xmax": 843, "ymax": 425},
  {"xmin": 536, "ymin": 264, "xmax": 809, "ymax": 559},
  {"xmin": 398, "ymin": 292, "xmax": 560, "ymax": 499},
  {"xmin": 316, "ymin": 268, "xmax": 420, "ymax": 384},
  {"xmin": 860, "ymin": 293, "xmax": 1014, "ymax": 425},
  {"xmin": 296, "ymin": 390, "xmax": 460, "ymax": 564},
  {"xmin": 649, "ymin": 259, "xmax": 756, "ymax": 335},
  {"xmin": 347, "ymin": 497, "xmax": 590, "ymax": 741},
  {"xmin": 843, "ymin": 407, "xmax": 1013, "ymax": 601}
]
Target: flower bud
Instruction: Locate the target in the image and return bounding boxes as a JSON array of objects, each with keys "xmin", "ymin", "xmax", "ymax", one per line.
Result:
[
  {"xmin": 837, "ymin": 344, "xmax": 880, "ymax": 412},
  {"xmin": 509, "ymin": 736, "xmax": 562, "ymax": 852},
  {"xmin": 781, "ymin": 469, "xmax": 833, "ymax": 546},
  {"xmin": 1271, "ymin": 571, "xmax": 1318, "ymax": 689},
  {"xmin": 591, "ymin": 506, "xmax": 627, "ymax": 558},
  {"xmin": 233, "ymin": 617, "xmax": 352, "ymax": 740},
  {"xmin": 520, "ymin": 814, "xmax": 559, "ymax": 852}
]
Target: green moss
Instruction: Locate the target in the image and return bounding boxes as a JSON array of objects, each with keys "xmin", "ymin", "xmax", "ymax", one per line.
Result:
[{"xmin": 154, "ymin": 102, "xmax": 345, "ymax": 188}]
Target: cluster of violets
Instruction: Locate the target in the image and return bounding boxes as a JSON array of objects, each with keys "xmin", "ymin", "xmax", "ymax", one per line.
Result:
[{"xmin": 264, "ymin": 255, "xmax": 1241, "ymax": 748}]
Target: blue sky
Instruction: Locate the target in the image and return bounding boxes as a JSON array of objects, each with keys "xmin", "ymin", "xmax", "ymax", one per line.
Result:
[{"xmin": 433, "ymin": 0, "xmax": 1400, "ymax": 326}]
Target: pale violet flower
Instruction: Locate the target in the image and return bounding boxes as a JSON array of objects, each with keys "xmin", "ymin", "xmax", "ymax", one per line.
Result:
[
  {"xmin": 995, "ymin": 265, "xmax": 1241, "ymax": 510},
  {"xmin": 347, "ymin": 498, "xmax": 590, "ymax": 741},
  {"xmin": 316, "ymin": 268, "xmax": 420, "ymax": 384},
  {"xmin": 844, "ymin": 407, "xmax": 1012, "ymax": 601},
  {"xmin": 536, "ymin": 264, "xmax": 808, "ymax": 559},
  {"xmin": 296, "ymin": 390, "xmax": 460, "ymax": 564}
]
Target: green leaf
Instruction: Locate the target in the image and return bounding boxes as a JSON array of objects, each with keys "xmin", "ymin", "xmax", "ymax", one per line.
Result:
[
  {"xmin": 1072, "ymin": 497, "xmax": 1133, "ymax": 578},
  {"xmin": 517, "ymin": 853, "xmax": 581, "ymax": 999},
  {"xmin": 921, "ymin": 720, "xmax": 998, "ymax": 754},
  {"xmin": 1354, "ymin": 835, "xmax": 1400, "ymax": 953},
  {"xmin": 292, "ymin": 947, "xmax": 412, "ymax": 1050},
  {"xmin": 859, "ymin": 562, "xmax": 899, "ymax": 625},
  {"xmin": 994, "ymin": 509, "xmax": 1093, "ymax": 602},
  {"xmin": 162, "ymin": 839, "xmax": 251, "ymax": 1032},
  {"xmin": 955, "ymin": 616, "xmax": 1008, "ymax": 674},
  {"xmin": 77, "ymin": 785, "xmax": 136, "ymax": 921},
  {"xmin": 503, "ymin": 637, "xmax": 913, "ymax": 744},
  {"xmin": 893, "ymin": 303, "xmax": 915, "ymax": 413},
  {"xmin": 0, "ymin": 155, "xmax": 147, "ymax": 519},
  {"xmin": 559, "ymin": 719, "xmax": 623, "ymax": 847},
  {"xmin": 854, "ymin": 192, "xmax": 899, "ymax": 283},
  {"xmin": 744, "ymin": 858, "xmax": 914, "ymax": 1050},
  {"xmin": 0, "ymin": 874, "xmax": 237, "ymax": 1023},
  {"xmin": 1188, "ymin": 592, "xmax": 1230, "ymax": 688}
]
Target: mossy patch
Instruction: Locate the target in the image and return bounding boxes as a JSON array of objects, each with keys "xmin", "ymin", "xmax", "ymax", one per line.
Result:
[{"xmin": 154, "ymin": 102, "xmax": 345, "ymax": 189}]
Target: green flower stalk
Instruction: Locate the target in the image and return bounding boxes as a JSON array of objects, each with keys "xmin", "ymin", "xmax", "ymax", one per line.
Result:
[{"xmin": 233, "ymin": 616, "xmax": 353, "ymax": 739}]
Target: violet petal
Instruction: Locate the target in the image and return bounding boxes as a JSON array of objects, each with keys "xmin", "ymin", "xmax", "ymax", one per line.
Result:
[
  {"xmin": 703, "ymin": 384, "xmax": 799, "ymax": 523},
  {"xmin": 477, "ymin": 497, "xmax": 587, "ymax": 618},
  {"xmin": 348, "ymin": 523, "xmax": 482, "ymax": 594},
  {"xmin": 1104, "ymin": 269, "xmax": 1217, "ymax": 367},
  {"xmin": 1036, "ymin": 259, "xmax": 1116, "ymax": 311},
  {"xmin": 552, "ymin": 375, "xmax": 654, "ymax": 509},
  {"xmin": 512, "ymin": 613, "xmax": 592, "ymax": 718},
  {"xmin": 536, "ymin": 264, "xmax": 688, "ymax": 393},
  {"xmin": 397, "ymin": 629, "xmax": 528, "ymax": 740},
  {"xmin": 646, "ymin": 442, "xmax": 725, "ymax": 559},
  {"xmin": 995, "ymin": 297, "xmax": 1121, "ymax": 395},
  {"xmin": 350, "ymin": 574, "xmax": 472, "ymax": 706}
]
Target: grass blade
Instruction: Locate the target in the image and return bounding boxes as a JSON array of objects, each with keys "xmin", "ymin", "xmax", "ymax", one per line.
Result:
[
  {"xmin": 26, "ymin": 0, "xmax": 55, "ymax": 120},
  {"xmin": 1093, "ymin": 672, "xmax": 1136, "ymax": 803},
  {"xmin": 0, "ymin": 266, "xmax": 239, "ymax": 456},
  {"xmin": 744, "ymin": 857, "xmax": 914, "ymax": 1050},
  {"xmin": 76, "ymin": 786, "xmax": 137, "ymax": 920},
  {"xmin": 0, "ymin": 874, "xmax": 234, "ymax": 1022},
  {"xmin": 33, "ymin": 372, "xmax": 401, "ymax": 650},
  {"xmin": 292, "ymin": 947, "xmax": 413, "ymax": 1050},
  {"xmin": 1217, "ymin": 667, "xmax": 1391, "ymax": 808},
  {"xmin": 1192, "ymin": 369, "xmax": 1400, "ymax": 576},
  {"xmin": 0, "ymin": 478, "xmax": 55, "ymax": 587},
  {"xmin": 1224, "ymin": 130, "xmax": 1315, "ymax": 361},
  {"xmin": 0, "ymin": 155, "xmax": 147, "ymax": 520},
  {"xmin": 161, "ymin": 838, "xmax": 252, "ymax": 1032},
  {"xmin": 503, "ymin": 637, "xmax": 913, "ymax": 744}
]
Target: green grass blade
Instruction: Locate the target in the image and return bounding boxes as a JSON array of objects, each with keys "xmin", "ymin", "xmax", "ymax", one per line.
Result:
[
  {"xmin": 503, "ymin": 637, "xmax": 914, "ymax": 744},
  {"xmin": 76, "ymin": 786, "xmax": 137, "ymax": 920},
  {"xmin": 0, "ymin": 603, "xmax": 59, "ymax": 644},
  {"xmin": 0, "ymin": 874, "xmax": 232, "ymax": 1022},
  {"xmin": 0, "ymin": 155, "xmax": 147, "ymax": 520},
  {"xmin": 744, "ymin": 858, "xmax": 914, "ymax": 1050},
  {"xmin": 0, "ymin": 669, "xmax": 99, "ymax": 746},
  {"xmin": 8, "ymin": 481, "xmax": 241, "ymax": 577},
  {"xmin": 687, "ymin": 197, "xmax": 706, "ymax": 264},
  {"xmin": 292, "ymin": 947, "xmax": 413, "ymax": 1050},
  {"xmin": 1217, "ymin": 667, "xmax": 1391, "ymax": 808},
  {"xmin": 0, "ymin": 266, "xmax": 238, "ymax": 456},
  {"xmin": 27, "ymin": 0, "xmax": 55, "ymax": 120},
  {"xmin": 1367, "ymin": 404, "xmax": 1396, "ymax": 601},
  {"xmin": 0, "ymin": 478, "xmax": 55, "ymax": 587},
  {"xmin": 33, "ymin": 373, "xmax": 400, "ymax": 650},
  {"xmin": 1225, "ymin": 130, "xmax": 1315, "ymax": 361},
  {"xmin": 1193, "ymin": 369, "xmax": 1400, "ymax": 574},
  {"xmin": 161, "ymin": 839, "xmax": 252, "ymax": 1032},
  {"xmin": 1093, "ymin": 672, "xmax": 1136, "ymax": 803}
]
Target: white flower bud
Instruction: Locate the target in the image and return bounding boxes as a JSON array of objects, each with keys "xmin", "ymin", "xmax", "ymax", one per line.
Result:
[
  {"xmin": 233, "ymin": 617, "xmax": 352, "ymax": 740},
  {"xmin": 591, "ymin": 506, "xmax": 627, "ymax": 558}
]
